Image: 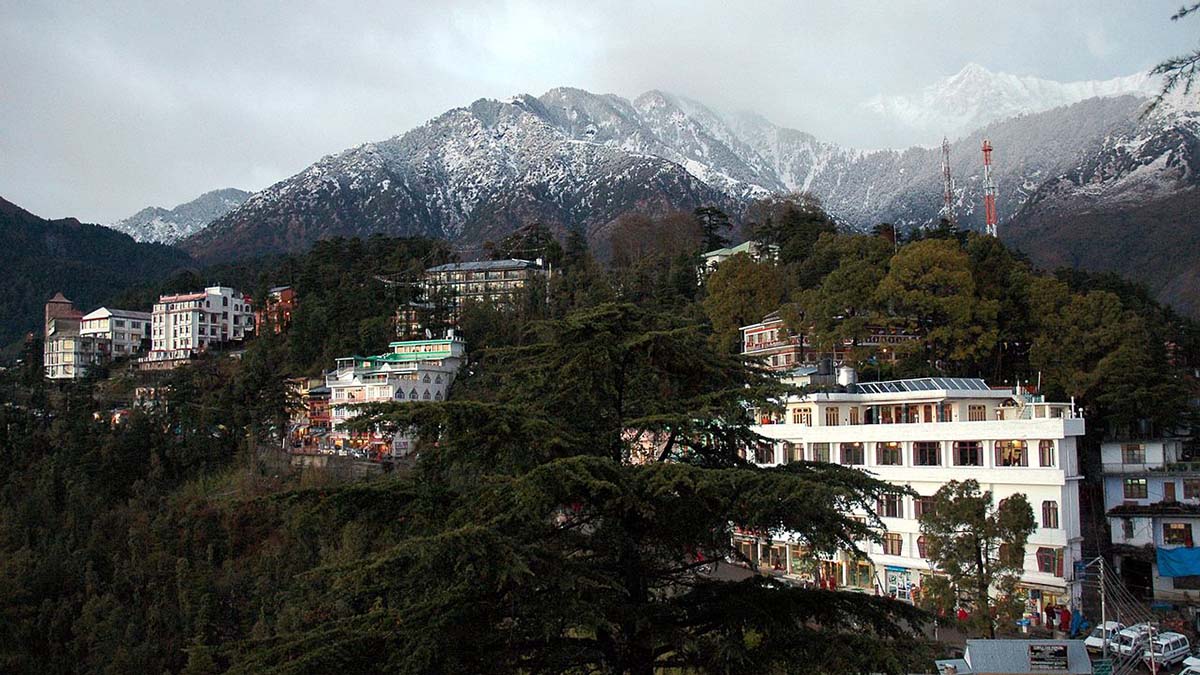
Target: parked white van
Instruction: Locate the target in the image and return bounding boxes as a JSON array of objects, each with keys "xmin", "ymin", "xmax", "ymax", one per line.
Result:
[
  {"xmin": 1144, "ymin": 631, "xmax": 1191, "ymax": 668},
  {"xmin": 1084, "ymin": 621, "xmax": 1125, "ymax": 652},
  {"xmin": 1114, "ymin": 624, "xmax": 1153, "ymax": 657}
]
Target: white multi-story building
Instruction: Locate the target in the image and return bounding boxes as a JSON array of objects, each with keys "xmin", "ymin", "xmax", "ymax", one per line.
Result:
[
  {"xmin": 80, "ymin": 307, "xmax": 152, "ymax": 357},
  {"xmin": 1100, "ymin": 437, "xmax": 1200, "ymax": 600},
  {"xmin": 44, "ymin": 317, "xmax": 107, "ymax": 380},
  {"xmin": 325, "ymin": 334, "xmax": 466, "ymax": 459},
  {"xmin": 740, "ymin": 374, "xmax": 1086, "ymax": 616},
  {"xmin": 142, "ymin": 286, "xmax": 254, "ymax": 369}
]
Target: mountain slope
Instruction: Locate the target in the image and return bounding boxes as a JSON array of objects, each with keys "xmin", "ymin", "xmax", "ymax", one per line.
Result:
[
  {"xmin": 110, "ymin": 188, "xmax": 250, "ymax": 244},
  {"xmin": 183, "ymin": 97, "xmax": 733, "ymax": 262},
  {"xmin": 1007, "ymin": 94, "xmax": 1200, "ymax": 316},
  {"xmin": 0, "ymin": 197, "xmax": 194, "ymax": 350}
]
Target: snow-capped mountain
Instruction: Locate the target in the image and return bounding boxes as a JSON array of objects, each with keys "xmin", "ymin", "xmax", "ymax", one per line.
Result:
[
  {"xmin": 180, "ymin": 75, "xmax": 1200, "ymax": 316},
  {"xmin": 864, "ymin": 63, "xmax": 1159, "ymax": 144},
  {"xmin": 110, "ymin": 188, "xmax": 250, "ymax": 244},
  {"xmin": 183, "ymin": 97, "xmax": 731, "ymax": 262}
]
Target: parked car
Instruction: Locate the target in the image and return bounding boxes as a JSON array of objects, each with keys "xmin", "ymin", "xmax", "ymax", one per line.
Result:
[
  {"xmin": 1144, "ymin": 632, "xmax": 1191, "ymax": 668},
  {"xmin": 1114, "ymin": 623, "xmax": 1153, "ymax": 657},
  {"xmin": 1084, "ymin": 621, "xmax": 1125, "ymax": 652},
  {"xmin": 1179, "ymin": 655, "xmax": 1200, "ymax": 675}
]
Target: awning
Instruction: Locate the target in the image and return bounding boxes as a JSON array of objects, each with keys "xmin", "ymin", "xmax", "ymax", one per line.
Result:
[{"xmin": 1157, "ymin": 547, "xmax": 1200, "ymax": 577}]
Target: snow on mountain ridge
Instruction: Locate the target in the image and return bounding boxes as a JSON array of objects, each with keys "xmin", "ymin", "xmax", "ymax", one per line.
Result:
[
  {"xmin": 864, "ymin": 62, "xmax": 1160, "ymax": 143},
  {"xmin": 109, "ymin": 188, "xmax": 250, "ymax": 244}
]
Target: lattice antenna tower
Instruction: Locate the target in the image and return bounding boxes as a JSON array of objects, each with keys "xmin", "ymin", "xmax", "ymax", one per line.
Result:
[
  {"xmin": 982, "ymin": 139, "xmax": 998, "ymax": 238},
  {"xmin": 940, "ymin": 137, "xmax": 955, "ymax": 226}
]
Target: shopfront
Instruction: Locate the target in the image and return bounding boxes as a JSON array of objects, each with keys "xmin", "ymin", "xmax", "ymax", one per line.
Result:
[
  {"xmin": 846, "ymin": 559, "xmax": 875, "ymax": 590},
  {"xmin": 884, "ymin": 565, "xmax": 917, "ymax": 602}
]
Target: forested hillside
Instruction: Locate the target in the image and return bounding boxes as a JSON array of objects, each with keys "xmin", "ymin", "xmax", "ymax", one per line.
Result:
[
  {"xmin": 1, "ymin": 202, "xmax": 1195, "ymax": 673},
  {"xmin": 0, "ymin": 197, "xmax": 194, "ymax": 352}
]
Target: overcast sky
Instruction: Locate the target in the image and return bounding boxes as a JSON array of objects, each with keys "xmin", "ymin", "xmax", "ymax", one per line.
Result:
[{"xmin": 1, "ymin": 0, "xmax": 1194, "ymax": 223}]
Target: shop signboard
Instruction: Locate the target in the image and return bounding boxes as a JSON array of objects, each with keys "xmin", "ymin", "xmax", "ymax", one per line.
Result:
[{"xmin": 1029, "ymin": 643, "xmax": 1069, "ymax": 671}]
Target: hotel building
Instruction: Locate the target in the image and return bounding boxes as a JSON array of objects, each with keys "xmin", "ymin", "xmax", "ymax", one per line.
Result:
[
  {"xmin": 740, "ymin": 374, "xmax": 1086, "ymax": 616},
  {"xmin": 324, "ymin": 333, "xmax": 466, "ymax": 459},
  {"xmin": 80, "ymin": 307, "xmax": 152, "ymax": 357},
  {"xmin": 142, "ymin": 286, "xmax": 254, "ymax": 369}
]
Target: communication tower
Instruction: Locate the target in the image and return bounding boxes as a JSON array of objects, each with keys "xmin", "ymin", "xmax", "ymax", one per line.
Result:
[{"xmin": 982, "ymin": 139, "xmax": 998, "ymax": 238}]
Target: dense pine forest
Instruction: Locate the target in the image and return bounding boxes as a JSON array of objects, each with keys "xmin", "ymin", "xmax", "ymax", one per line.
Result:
[{"xmin": 2, "ymin": 201, "xmax": 1197, "ymax": 673}]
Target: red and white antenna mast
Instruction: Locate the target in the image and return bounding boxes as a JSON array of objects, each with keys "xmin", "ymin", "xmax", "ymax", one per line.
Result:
[
  {"xmin": 982, "ymin": 139, "xmax": 998, "ymax": 238},
  {"xmin": 940, "ymin": 137, "xmax": 955, "ymax": 226}
]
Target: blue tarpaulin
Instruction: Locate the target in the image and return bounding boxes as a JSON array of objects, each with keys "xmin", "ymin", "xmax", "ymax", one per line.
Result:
[{"xmin": 1156, "ymin": 547, "xmax": 1200, "ymax": 577}]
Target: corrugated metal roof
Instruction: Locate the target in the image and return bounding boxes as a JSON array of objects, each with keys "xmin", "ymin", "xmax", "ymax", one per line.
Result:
[
  {"xmin": 960, "ymin": 639, "xmax": 1091, "ymax": 674},
  {"xmin": 426, "ymin": 259, "xmax": 541, "ymax": 272}
]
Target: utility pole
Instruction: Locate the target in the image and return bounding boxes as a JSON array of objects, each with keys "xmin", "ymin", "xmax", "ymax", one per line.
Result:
[{"xmin": 1099, "ymin": 557, "xmax": 1108, "ymax": 659}]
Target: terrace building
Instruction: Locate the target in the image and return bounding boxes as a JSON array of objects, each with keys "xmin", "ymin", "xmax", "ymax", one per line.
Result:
[
  {"xmin": 740, "ymin": 374, "xmax": 1086, "ymax": 618},
  {"xmin": 324, "ymin": 333, "xmax": 466, "ymax": 459},
  {"xmin": 1101, "ymin": 437, "xmax": 1200, "ymax": 600},
  {"xmin": 741, "ymin": 311, "xmax": 920, "ymax": 372}
]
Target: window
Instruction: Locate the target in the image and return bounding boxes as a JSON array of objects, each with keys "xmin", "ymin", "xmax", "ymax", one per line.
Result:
[
  {"xmin": 878, "ymin": 494, "xmax": 902, "ymax": 518},
  {"xmin": 917, "ymin": 536, "xmax": 928, "ymax": 558},
  {"xmin": 995, "ymin": 440, "xmax": 1028, "ymax": 467},
  {"xmin": 1042, "ymin": 501, "xmax": 1059, "ymax": 529},
  {"xmin": 1036, "ymin": 547, "xmax": 1064, "ymax": 575},
  {"xmin": 913, "ymin": 441, "xmax": 941, "ymax": 466},
  {"xmin": 849, "ymin": 407, "xmax": 860, "ymax": 425},
  {"xmin": 953, "ymin": 441, "xmax": 982, "ymax": 466},
  {"xmin": 1184, "ymin": 479, "xmax": 1200, "ymax": 500},
  {"xmin": 754, "ymin": 444, "xmax": 774, "ymax": 464},
  {"xmin": 825, "ymin": 407, "xmax": 839, "ymax": 426},
  {"xmin": 968, "ymin": 404, "xmax": 987, "ymax": 421},
  {"xmin": 792, "ymin": 408, "xmax": 811, "ymax": 426},
  {"xmin": 784, "ymin": 442, "xmax": 802, "ymax": 462},
  {"xmin": 883, "ymin": 533, "xmax": 903, "ymax": 556},
  {"xmin": 840, "ymin": 442, "xmax": 864, "ymax": 466},
  {"xmin": 1039, "ymin": 440, "xmax": 1055, "ymax": 467},
  {"xmin": 1165, "ymin": 523, "xmax": 1193, "ymax": 546},
  {"xmin": 876, "ymin": 442, "xmax": 903, "ymax": 466},
  {"xmin": 1122, "ymin": 443, "xmax": 1146, "ymax": 464},
  {"xmin": 810, "ymin": 443, "xmax": 831, "ymax": 463},
  {"xmin": 1123, "ymin": 478, "xmax": 1148, "ymax": 499},
  {"xmin": 1123, "ymin": 518, "xmax": 1135, "ymax": 540},
  {"xmin": 915, "ymin": 496, "xmax": 937, "ymax": 519}
]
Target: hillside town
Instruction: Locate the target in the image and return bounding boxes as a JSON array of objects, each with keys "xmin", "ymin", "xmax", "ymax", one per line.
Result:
[
  {"xmin": 19, "ymin": 226, "xmax": 1200, "ymax": 673},
  {"xmin": 5, "ymin": 4, "xmax": 1200, "ymax": 673}
]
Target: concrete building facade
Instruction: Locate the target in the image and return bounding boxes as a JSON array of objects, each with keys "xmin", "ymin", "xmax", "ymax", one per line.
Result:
[
  {"xmin": 740, "ymin": 376, "xmax": 1086, "ymax": 617},
  {"xmin": 142, "ymin": 286, "xmax": 254, "ymax": 369},
  {"xmin": 1101, "ymin": 437, "xmax": 1200, "ymax": 600},
  {"xmin": 324, "ymin": 334, "xmax": 466, "ymax": 459},
  {"xmin": 80, "ymin": 307, "xmax": 152, "ymax": 357}
]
